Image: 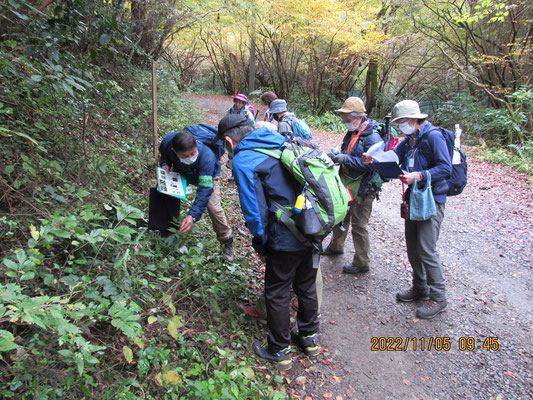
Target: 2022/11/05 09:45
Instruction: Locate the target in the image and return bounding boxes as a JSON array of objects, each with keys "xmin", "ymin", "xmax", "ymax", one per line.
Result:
[{"xmin": 370, "ymin": 337, "xmax": 501, "ymax": 351}]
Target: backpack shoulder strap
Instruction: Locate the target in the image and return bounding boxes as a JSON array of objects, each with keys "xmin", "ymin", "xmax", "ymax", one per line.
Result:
[{"xmin": 252, "ymin": 148, "xmax": 282, "ymax": 159}]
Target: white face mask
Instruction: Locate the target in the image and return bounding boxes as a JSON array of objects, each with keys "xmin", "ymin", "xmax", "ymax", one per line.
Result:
[
  {"xmin": 345, "ymin": 122, "xmax": 355, "ymax": 132},
  {"xmin": 179, "ymin": 152, "xmax": 199, "ymax": 165},
  {"xmin": 399, "ymin": 121, "xmax": 416, "ymax": 135}
]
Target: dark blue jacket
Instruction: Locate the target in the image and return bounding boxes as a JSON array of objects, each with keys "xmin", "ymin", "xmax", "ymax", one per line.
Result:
[
  {"xmin": 340, "ymin": 118, "xmax": 383, "ymax": 196},
  {"xmin": 159, "ymin": 132, "xmax": 220, "ymax": 221},
  {"xmin": 394, "ymin": 122, "xmax": 452, "ymax": 203},
  {"xmin": 232, "ymin": 127, "xmax": 305, "ymax": 253}
]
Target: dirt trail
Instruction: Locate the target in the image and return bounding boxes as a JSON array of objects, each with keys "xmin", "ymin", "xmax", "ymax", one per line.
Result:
[{"xmin": 187, "ymin": 94, "xmax": 533, "ymax": 400}]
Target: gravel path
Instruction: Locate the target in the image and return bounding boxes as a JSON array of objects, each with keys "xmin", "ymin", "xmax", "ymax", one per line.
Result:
[{"xmin": 188, "ymin": 94, "xmax": 533, "ymax": 400}]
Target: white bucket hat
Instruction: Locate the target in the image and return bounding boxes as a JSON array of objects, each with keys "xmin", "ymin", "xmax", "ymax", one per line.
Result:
[{"xmin": 392, "ymin": 100, "xmax": 428, "ymax": 122}]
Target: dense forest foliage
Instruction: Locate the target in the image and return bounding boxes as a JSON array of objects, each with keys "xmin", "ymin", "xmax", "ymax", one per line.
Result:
[{"xmin": 0, "ymin": 0, "xmax": 531, "ymax": 399}]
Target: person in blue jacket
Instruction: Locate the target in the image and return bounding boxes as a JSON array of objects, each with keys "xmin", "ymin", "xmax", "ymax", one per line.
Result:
[
  {"xmin": 322, "ymin": 97, "xmax": 384, "ymax": 276},
  {"xmin": 226, "ymin": 93, "xmax": 255, "ymax": 126},
  {"xmin": 364, "ymin": 99, "xmax": 451, "ymax": 319},
  {"xmin": 216, "ymin": 114, "xmax": 319, "ymax": 370},
  {"xmin": 159, "ymin": 131, "xmax": 234, "ymax": 261}
]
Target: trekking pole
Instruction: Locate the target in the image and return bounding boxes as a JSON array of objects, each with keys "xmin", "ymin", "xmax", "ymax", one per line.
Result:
[{"xmin": 384, "ymin": 113, "xmax": 391, "ymax": 151}]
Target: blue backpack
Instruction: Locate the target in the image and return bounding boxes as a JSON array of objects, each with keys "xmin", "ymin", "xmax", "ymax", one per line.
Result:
[
  {"xmin": 290, "ymin": 118, "xmax": 313, "ymax": 140},
  {"xmin": 183, "ymin": 124, "xmax": 225, "ymax": 160},
  {"xmin": 430, "ymin": 127, "xmax": 468, "ymax": 196}
]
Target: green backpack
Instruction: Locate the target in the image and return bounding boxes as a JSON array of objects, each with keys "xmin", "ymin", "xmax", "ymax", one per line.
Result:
[{"xmin": 254, "ymin": 138, "xmax": 350, "ymax": 244}]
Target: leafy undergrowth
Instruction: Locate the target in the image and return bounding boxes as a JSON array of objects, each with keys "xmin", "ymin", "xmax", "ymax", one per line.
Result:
[
  {"xmin": 471, "ymin": 144, "xmax": 533, "ymax": 177},
  {"xmin": 0, "ymin": 40, "xmax": 284, "ymax": 398},
  {"xmin": 302, "ymin": 112, "xmax": 345, "ymax": 134}
]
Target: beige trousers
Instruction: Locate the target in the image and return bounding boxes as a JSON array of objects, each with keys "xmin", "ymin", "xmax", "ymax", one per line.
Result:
[
  {"xmin": 206, "ymin": 178, "xmax": 233, "ymax": 244},
  {"xmin": 328, "ymin": 193, "xmax": 376, "ymax": 267}
]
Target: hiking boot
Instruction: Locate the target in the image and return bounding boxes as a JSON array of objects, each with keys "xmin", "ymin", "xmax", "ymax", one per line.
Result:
[
  {"xmin": 321, "ymin": 246, "xmax": 344, "ymax": 256},
  {"xmin": 238, "ymin": 303, "xmax": 265, "ymax": 320},
  {"xmin": 416, "ymin": 300, "xmax": 448, "ymax": 319},
  {"xmin": 252, "ymin": 341, "xmax": 292, "ymax": 370},
  {"xmin": 342, "ymin": 263, "xmax": 369, "ymax": 274},
  {"xmin": 396, "ymin": 287, "xmax": 430, "ymax": 302},
  {"xmin": 222, "ymin": 242, "xmax": 234, "ymax": 262},
  {"xmin": 291, "ymin": 329, "xmax": 320, "ymax": 357}
]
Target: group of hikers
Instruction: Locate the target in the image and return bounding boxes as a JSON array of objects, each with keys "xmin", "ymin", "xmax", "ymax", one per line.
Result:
[{"xmin": 156, "ymin": 92, "xmax": 456, "ymax": 370}]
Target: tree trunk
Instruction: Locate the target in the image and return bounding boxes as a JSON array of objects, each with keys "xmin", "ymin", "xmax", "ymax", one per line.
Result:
[
  {"xmin": 248, "ymin": 36, "xmax": 256, "ymax": 93},
  {"xmin": 364, "ymin": 58, "xmax": 378, "ymax": 115}
]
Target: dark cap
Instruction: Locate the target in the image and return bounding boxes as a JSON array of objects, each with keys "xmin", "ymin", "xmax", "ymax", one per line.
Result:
[{"xmin": 213, "ymin": 114, "xmax": 249, "ymax": 143}]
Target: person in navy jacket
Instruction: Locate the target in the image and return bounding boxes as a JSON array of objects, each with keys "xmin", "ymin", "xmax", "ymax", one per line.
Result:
[
  {"xmin": 323, "ymin": 97, "xmax": 384, "ymax": 276},
  {"xmin": 365, "ymin": 100, "xmax": 451, "ymax": 319},
  {"xmin": 216, "ymin": 114, "xmax": 319, "ymax": 370},
  {"xmin": 159, "ymin": 131, "xmax": 233, "ymax": 261}
]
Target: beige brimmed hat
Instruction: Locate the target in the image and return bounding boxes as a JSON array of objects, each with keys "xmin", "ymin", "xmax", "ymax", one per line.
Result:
[
  {"xmin": 335, "ymin": 97, "xmax": 366, "ymax": 116},
  {"xmin": 392, "ymin": 100, "xmax": 428, "ymax": 122}
]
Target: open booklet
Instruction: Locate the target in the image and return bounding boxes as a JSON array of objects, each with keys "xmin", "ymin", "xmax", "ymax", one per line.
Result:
[
  {"xmin": 366, "ymin": 142, "xmax": 405, "ymax": 179},
  {"xmin": 157, "ymin": 168, "xmax": 188, "ymax": 199}
]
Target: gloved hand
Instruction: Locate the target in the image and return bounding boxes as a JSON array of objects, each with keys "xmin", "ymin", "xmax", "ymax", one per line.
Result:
[
  {"xmin": 332, "ymin": 153, "xmax": 348, "ymax": 164},
  {"xmin": 327, "ymin": 148, "xmax": 340, "ymax": 159},
  {"xmin": 252, "ymin": 236, "xmax": 267, "ymax": 256}
]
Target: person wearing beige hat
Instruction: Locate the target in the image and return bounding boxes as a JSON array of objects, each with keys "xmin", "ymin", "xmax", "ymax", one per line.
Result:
[
  {"xmin": 322, "ymin": 97, "xmax": 384, "ymax": 275},
  {"xmin": 364, "ymin": 99, "xmax": 451, "ymax": 319}
]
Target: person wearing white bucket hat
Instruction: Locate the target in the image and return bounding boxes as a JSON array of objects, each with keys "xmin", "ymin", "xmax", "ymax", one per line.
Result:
[{"xmin": 365, "ymin": 99, "xmax": 452, "ymax": 319}]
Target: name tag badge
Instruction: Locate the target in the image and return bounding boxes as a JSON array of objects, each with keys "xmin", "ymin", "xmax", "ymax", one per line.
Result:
[{"xmin": 408, "ymin": 157, "xmax": 415, "ymax": 170}]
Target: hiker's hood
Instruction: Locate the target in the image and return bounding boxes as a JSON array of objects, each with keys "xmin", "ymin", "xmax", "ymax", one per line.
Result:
[{"xmin": 235, "ymin": 127, "xmax": 286, "ymax": 154}]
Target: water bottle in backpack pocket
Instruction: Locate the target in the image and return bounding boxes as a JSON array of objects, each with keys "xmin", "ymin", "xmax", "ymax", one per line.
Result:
[
  {"xmin": 295, "ymin": 196, "xmax": 324, "ymax": 235},
  {"xmin": 433, "ymin": 126, "xmax": 468, "ymax": 196}
]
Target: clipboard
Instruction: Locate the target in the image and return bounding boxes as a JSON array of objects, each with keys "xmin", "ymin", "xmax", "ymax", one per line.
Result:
[
  {"xmin": 372, "ymin": 162, "xmax": 404, "ymax": 179},
  {"xmin": 156, "ymin": 168, "xmax": 188, "ymax": 199}
]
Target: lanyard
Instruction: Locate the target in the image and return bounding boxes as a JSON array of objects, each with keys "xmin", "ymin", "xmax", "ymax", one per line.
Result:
[
  {"xmin": 346, "ymin": 121, "xmax": 369, "ymax": 155},
  {"xmin": 406, "ymin": 148, "xmax": 417, "ymax": 172}
]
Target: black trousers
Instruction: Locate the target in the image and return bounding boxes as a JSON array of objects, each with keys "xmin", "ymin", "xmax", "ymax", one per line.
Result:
[{"xmin": 265, "ymin": 249, "xmax": 319, "ymax": 352}]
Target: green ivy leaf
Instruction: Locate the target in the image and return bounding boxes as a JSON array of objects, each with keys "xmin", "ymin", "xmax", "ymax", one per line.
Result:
[
  {"xmin": 4, "ymin": 40, "xmax": 17, "ymax": 49},
  {"xmin": 123, "ymin": 345, "xmax": 133, "ymax": 364},
  {"xmin": 20, "ymin": 272, "xmax": 35, "ymax": 281},
  {"xmin": 30, "ymin": 225, "xmax": 39, "ymax": 240},
  {"xmin": 134, "ymin": 337, "xmax": 144, "ymax": 350},
  {"xmin": 3, "ymin": 258, "xmax": 17, "ymax": 270},
  {"xmin": 168, "ymin": 316, "xmax": 183, "ymax": 339},
  {"xmin": 0, "ymin": 330, "xmax": 18, "ymax": 352}
]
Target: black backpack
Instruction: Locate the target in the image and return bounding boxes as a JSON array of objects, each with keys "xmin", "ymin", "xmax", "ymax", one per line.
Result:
[
  {"xmin": 183, "ymin": 124, "xmax": 225, "ymax": 160},
  {"xmin": 431, "ymin": 127, "xmax": 468, "ymax": 196}
]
